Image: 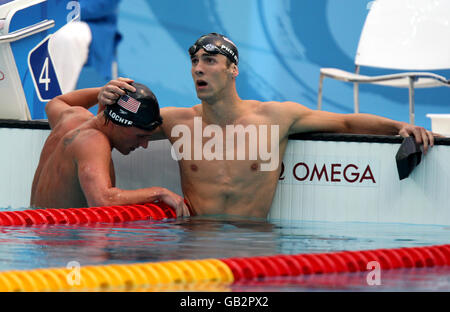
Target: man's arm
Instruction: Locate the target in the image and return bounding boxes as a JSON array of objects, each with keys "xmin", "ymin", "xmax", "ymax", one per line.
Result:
[
  {"xmin": 284, "ymin": 101, "xmax": 435, "ymax": 153},
  {"xmin": 46, "ymin": 87, "xmax": 101, "ymax": 128},
  {"xmin": 73, "ymin": 134, "xmax": 190, "ymax": 216}
]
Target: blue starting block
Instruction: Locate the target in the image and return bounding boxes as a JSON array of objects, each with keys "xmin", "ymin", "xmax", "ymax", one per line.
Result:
[{"xmin": 0, "ymin": 0, "xmax": 70, "ymax": 120}]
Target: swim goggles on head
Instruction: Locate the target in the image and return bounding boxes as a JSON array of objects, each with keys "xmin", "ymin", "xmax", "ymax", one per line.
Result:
[
  {"xmin": 134, "ymin": 118, "xmax": 163, "ymax": 131},
  {"xmin": 188, "ymin": 43, "xmax": 238, "ymax": 65}
]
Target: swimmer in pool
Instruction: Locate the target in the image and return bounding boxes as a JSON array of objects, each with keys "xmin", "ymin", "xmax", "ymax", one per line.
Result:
[
  {"xmin": 30, "ymin": 83, "xmax": 190, "ymax": 216},
  {"xmin": 98, "ymin": 33, "xmax": 436, "ymax": 218}
]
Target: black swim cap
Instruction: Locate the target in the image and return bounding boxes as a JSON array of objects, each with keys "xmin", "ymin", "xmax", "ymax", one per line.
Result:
[
  {"xmin": 188, "ymin": 33, "xmax": 239, "ymax": 65},
  {"xmin": 104, "ymin": 82, "xmax": 163, "ymax": 131}
]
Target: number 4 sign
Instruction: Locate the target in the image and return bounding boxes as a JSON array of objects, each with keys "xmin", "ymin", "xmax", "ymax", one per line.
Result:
[{"xmin": 28, "ymin": 35, "xmax": 62, "ymax": 102}]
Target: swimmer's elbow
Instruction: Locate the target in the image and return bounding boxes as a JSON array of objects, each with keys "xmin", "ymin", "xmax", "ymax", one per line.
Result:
[
  {"xmin": 86, "ymin": 187, "xmax": 121, "ymax": 207},
  {"xmin": 331, "ymin": 114, "xmax": 356, "ymax": 134},
  {"xmin": 86, "ymin": 197, "xmax": 108, "ymax": 208},
  {"xmin": 45, "ymin": 95, "xmax": 65, "ymax": 112},
  {"xmin": 45, "ymin": 96, "xmax": 72, "ymax": 127},
  {"xmin": 44, "ymin": 97, "xmax": 57, "ymax": 118},
  {"xmin": 341, "ymin": 118, "xmax": 354, "ymax": 133}
]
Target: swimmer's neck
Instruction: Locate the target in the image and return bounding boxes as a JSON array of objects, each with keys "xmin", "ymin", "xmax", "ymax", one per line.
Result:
[
  {"xmin": 79, "ymin": 114, "xmax": 115, "ymax": 149},
  {"xmin": 90, "ymin": 114, "xmax": 110, "ymax": 133},
  {"xmin": 201, "ymin": 90, "xmax": 245, "ymax": 125}
]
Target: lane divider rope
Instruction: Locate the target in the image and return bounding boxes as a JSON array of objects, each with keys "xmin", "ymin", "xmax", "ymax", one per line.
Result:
[
  {"xmin": 0, "ymin": 203, "xmax": 176, "ymax": 226},
  {"xmin": 0, "ymin": 243, "xmax": 448, "ymax": 291},
  {"xmin": 0, "ymin": 205, "xmax": 448, "ymax": 290},
  {"xmin": 0, "ymin": 259, "xmax": 234, "ymax": 292},
  {"xmin": 221, "ymin": 244, "xmax": 450, "ymax": 281}
]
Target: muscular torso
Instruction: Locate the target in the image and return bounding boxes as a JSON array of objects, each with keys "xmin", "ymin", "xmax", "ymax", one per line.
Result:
[
  {"xmin": 30, "ymin": 110, "xmax": 114, "ymax": 208},
  {"xmin": 162, "ymin": 100, "xmax": 291, "ymax": 217}
]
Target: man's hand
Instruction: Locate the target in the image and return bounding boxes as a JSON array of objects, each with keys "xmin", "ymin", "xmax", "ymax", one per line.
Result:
[
  {"xmin": 155, "ymin": 188, "xmax": 190, "ymax": 217},
  {"xmin": 398, "ymin": 124, "xmax": 437, "ymax": 154},
  {"xmin": 97, "ymin": 77, "xmax": 136, "ymax": 112}
]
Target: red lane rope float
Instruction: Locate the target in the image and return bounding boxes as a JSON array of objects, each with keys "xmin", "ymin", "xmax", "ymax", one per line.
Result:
[
  {"xmin": 0, "ymin": 202, "xmax": 176, "ymax": 226},
  {"xmin": 220, "ymin": 244, "xmax": 450, "ymax": 281}
]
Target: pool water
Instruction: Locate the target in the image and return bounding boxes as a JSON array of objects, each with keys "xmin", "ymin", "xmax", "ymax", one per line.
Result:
[{"xmin": 0, "ymin": 211, "xmax": 449, "ymax": 291}]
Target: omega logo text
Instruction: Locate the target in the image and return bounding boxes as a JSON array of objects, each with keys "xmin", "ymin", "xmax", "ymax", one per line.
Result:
[{"xmin": 279, "ymin": 161, "xmax": 377, "ymax": 185}]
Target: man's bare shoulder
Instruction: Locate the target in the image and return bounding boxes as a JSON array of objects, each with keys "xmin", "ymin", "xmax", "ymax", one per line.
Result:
[
  {"xmin": 161, "ymin": 105, "xmax": 200, "ymax": 121},
  {"xmin": 256, "ymin": 100, "xmax": 308, "ymax": 110},
  {"xmin": 52, "ymin": 107, "xmax": 95, "ymax": 131},
  {"xmin": 57, "ymin": 106, "xmax": 94, "ymax": 122},
  {"xmin": 247, "ymin": 100, "xmax": 310, "ymax": 118},
  {"xmin": 46, "ymin": 110, "xmax": 94, "ymax": 144},
  {"xmin": 162, "ymin": 105, "xmax": 200, "ymax": 116},
  {"xmin": 64, "ymin": 106, "xmax": 95, "ymax": 115},
  {"xmin": 63, "ymin": 126, "xmax": 110, "ymax": 156}
]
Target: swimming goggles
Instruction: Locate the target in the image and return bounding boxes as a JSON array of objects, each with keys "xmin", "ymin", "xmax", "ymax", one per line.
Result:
[{"xmin": 188, "ymin": 43, "xmax": 238, "ymax": 64}]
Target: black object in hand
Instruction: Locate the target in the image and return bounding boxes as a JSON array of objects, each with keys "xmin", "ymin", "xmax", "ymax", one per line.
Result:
[{"xmin": 396, "ymin": 136, "xmax": 422, "ymax": 180}]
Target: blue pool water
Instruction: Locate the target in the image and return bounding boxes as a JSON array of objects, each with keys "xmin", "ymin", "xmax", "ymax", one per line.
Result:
[{"xmin": 0, "ymin": 211, "xmax": 449, "ymax": 291}]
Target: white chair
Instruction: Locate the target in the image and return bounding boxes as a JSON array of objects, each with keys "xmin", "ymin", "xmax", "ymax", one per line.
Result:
[{"xmin": 317, "ymin": 0, "xmax": 450, "ymax": 125}]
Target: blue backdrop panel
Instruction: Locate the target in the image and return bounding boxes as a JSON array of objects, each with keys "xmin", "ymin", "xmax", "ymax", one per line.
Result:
[
  {"xmin": 115, "ymin": 0, "xmax": 450, "ymax": 129},
  {"xmin": 9, "ymin": 0, "xmax": 448, "ymax": 127}
]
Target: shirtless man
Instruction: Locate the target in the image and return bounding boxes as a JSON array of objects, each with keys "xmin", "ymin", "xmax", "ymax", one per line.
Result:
[
  {"xmin": 98, "ymin": 33, "xmax": 435, "ymax": 218},
  {"xmin": 30, "ymin": 83, "xmax": 189, "ymax": 216}
]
